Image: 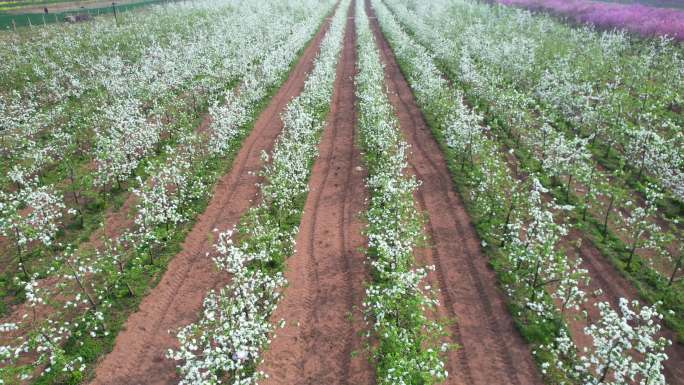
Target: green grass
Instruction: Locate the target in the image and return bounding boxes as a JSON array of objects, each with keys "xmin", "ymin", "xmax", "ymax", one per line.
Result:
[{"xmin": 0, "ymin": 0, "xmax": 162, "ymax": 29}]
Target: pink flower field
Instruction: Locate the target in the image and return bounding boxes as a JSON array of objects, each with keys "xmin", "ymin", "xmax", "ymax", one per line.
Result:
[{"xmin": 498, "ymin": 0, "xmax": 684, "ymax": 40}]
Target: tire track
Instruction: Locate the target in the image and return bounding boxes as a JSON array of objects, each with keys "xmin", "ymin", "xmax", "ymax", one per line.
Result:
[
  {"xmin": 258, "ymin": 4, "xmax": 374, "ymax": 384},
  {"xmin": 90, "ymin": 15, "xmax": 334, "ymax": 385},
  {"xmin": 366, "ymin": 2, "xmax": 543, "ymax": 384},
  {"xmin": 260, "ymin": 2, "xmax": 374, "ymax": 385}
]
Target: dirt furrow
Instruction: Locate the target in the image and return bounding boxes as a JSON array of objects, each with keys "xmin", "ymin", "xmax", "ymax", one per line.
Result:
[
  {"xmin": 258, "ymin": 4, "xmax": 374, "ymax": 384},
  {"xmin": 89, "ymin": 16, "xmax": 333, "ymax": 385},
  {"xmin": 366, "ymin": 2, "xmax": 543, "ymax": 384}
]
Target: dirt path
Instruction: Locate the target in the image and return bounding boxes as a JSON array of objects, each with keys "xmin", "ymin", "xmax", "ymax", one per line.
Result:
[
  {"xmin": 89, "ymin": 16, "xmax": 333, "ymax": 385},
  {"xmin": 366, "ymin": 2, "xmax": 543, "ymax": 384},
  {"xmin": 257, "ymin": 3, "xmax": 374, "ymax": 384}
]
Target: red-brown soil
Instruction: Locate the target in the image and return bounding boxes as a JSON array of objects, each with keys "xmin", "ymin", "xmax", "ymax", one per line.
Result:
[
  {"xmin": 258, "ymin": 4, "xmax": 374, "ymax": 384},
  {"xmin": 89, "ymin": 16, "xmax": 333, "ymax": 385},
  {"xmin": 366, "ymin": 2, "xmax": 543, "ymax": 384}
]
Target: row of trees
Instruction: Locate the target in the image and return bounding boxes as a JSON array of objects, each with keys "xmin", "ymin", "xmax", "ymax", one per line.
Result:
[
  {"xmin": 0, "ymin": 1, "xmax": 332, "ymax": 382},
  {"xmin": 388, "ymin": 0, "xmax": 684, "ymax": 285},
  {"xmin": 167, "ymin": 1, "xmax": 347, "ymax": 383},
  {"xmin": 355, "ymin": 2, "xmax": 447, "ymax": 383},
  {"xmin": 0, "ymin": 0, "xmax": 311, "ymax": 292},
  {"xmin": 374, "ymin": 1, "xmax": 672, "ymax": 383}
]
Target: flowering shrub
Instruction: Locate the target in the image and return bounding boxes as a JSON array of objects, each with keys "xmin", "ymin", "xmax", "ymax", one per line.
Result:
[
  {"xmin": 372, "ymin": 0, "xmax": 672, "ymax": 381},
  {"xmin": 133, "ymin": 139, "xmax": 207, "ymax": 234},
  {"xmin": 93, "ymin": 99, "xmax": 162, "ymax": 188},
  {"xmin": 504, "ymin": 179, "xmax": 588, "ymax": 316},
  {"xmin": 170, "ymin": 231, "xmax": 285, "ymax": 385},
  {"xmin": 549, "ymin": 299, "xmax": 671, "ymax": 385},
  {"xmin": 355, "ymin": 2, "xmax": 448, "ymax": 383},
  {"xmin": 0, "ymin": 1, "xmax": 334, "ymax": 383},
  {"xmin": 167, "ymin": 1, "xmax": 348, "ymax": 383},
  {"xmin": 0, "ymin": 177, "xmax": 72, "ymax": 277}
]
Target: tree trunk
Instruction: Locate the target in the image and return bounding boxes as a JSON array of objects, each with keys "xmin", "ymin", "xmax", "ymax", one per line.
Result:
[
  {"xmin": 118, "ymin": 260, "xmax": 135, "ymax": 297},
  {"xmin": 669, "ymin": 253, "xmax": 683, "ymax": 286},
  {"xmin": 603, "ymin": 141, "xmax": 612, "ymax": 159},
  {"xmin": 530, "ymin": 257, "xmax": 542, "ymax": 302},
  {"xmin": 15, "ymin": 228, "xmax": 30, "ymax": 279},
  {"xmin": 626, "ymin": 242, "xmax": 637, "ymax": 269},
  {"xmin": 603, "ymin": 194, "xmax": 615, "ymax": 238},
  {"xmin": 65, "ymin": 260, "xmax": 98, "ymax": 311},
  {"xmin": 501, "ymin": 203, "xmax": 515, "ymax": 247}
]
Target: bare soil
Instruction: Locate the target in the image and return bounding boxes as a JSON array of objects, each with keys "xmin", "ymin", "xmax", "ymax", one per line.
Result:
[
  {"xmin": 89, "ymin": 16, "xmax": 333, "ymax": 385},
  {"xmin": 366, "ymin": 2, "xmax": 543, "ymax": 384},
  {"xmin": 257, "ymin": 4, "xmax": 374, "ymax": 384}
]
